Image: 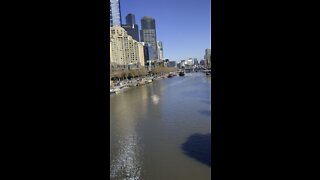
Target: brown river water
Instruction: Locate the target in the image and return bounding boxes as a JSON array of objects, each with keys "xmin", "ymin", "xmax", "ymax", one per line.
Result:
[{"xmin": 110, "ymin": 72, "xmax": 211, "ymax": 180}]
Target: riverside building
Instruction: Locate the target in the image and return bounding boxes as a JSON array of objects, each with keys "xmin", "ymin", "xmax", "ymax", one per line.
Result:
[{"xmin": 110, "ymin": 25, "xmax": 145, "ymax": 69}]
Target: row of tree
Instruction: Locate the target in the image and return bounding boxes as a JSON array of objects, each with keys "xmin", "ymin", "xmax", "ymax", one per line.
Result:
[
  {"xmin": 110, "ymin": 66, "xmax": 177, "ymax": 80},
  {"xmin": 111, "ymin": 68, "xmax": 148, "ymax": 80}
]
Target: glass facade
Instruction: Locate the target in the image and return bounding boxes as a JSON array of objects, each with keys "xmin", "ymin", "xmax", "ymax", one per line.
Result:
[
  {"xmin": 140, "ymin": 29, "xmax": 157, "ymax": 60},
  {"xmin": 123, "ymin": 13, "xmax": 139, "ymax": 41},
  {"xmin": 123, "ymin": 24, "xmax": 139, "ymax": 42},
  {"xmin": 141, "ymin": 16, "xmax": 156, "ymax": 29},
  {"xmin": 110, "ymin": 0, "xmax": 122, "ymax": 26},
  {"xmin": 140, "ymin": 16, "xmax": 157, "ymax": 60}
]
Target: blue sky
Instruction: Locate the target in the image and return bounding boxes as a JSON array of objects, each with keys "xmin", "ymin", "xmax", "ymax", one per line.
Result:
[{"xmin": 120, "ymin": 0, "xmax": 211, "ymax": 61}]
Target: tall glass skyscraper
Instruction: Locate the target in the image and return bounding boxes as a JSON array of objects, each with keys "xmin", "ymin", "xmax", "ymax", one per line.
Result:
[
  {"xmin": 122, "ymin": 13, "xmax": 139, "ymax": 41},
  {"xmin": 110, "ymin": 0, "xmax": 122, "ymax": 26},
  {"xmin": 140, "ymin": 16, "xmax": 158, "ymax": 60},
  {"xmin": 126, "ymin": 13, "xmax": 136, "ymax": 25}
]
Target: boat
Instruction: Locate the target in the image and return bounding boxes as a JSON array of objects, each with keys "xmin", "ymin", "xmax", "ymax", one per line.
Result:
[
  {"xmin": 137, "ymin": 81, "xmax": 146, "ymax": 86},
  {"xmin": 110, "ymin": 87, "xmax": 120, "ymax": 94},
  {"xmin": 179, "ymin": 71, "xmax": 185, "ymax": 76}
]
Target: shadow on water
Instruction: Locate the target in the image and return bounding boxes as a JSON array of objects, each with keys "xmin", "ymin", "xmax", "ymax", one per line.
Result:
[
  {"xmin": 181, "ymin": 133, "xmax": 211, "ymax": 167},
  {"xmin": 199, "ymin": 110, "xmax": 211, "ymax": 117}
]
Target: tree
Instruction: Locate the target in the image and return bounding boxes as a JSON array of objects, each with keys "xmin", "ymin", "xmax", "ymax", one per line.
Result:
[
  {"xmin": 140, "ymin": 68, "xmax": 148, "ymax": 77},
  {"xmin": 128, "ymin": 69, "xmax": 138, "ymax": 79},
  {"xmin": 120, "ymin": 70, "xmax": 127, "ymax": 80}
]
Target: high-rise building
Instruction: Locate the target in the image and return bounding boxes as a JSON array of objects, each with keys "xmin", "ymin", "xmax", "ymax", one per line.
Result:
[
  {"xmin": 204, "ymin": 48, "xmax": 211, "ymax": 66},
  {"xmin": 193, "ymin": 58, "xmax": 199, "ymax": 65},
  {"xmin": 157, "ymin": 41, "xmax": 164, "ymax": 60},
  {"xmin": 122, "ymin": 24, "xmax": 139, "ymax": 42},
  {"xmin": 110, "ymin": 0, "xmax": 122, "ymax": 26},
  {"xmin": 122, "ymin": 13, "xmax": 139, "ymax": 41},
  {"xmin": 110, "ymin": 26, "xmax": 144, "ymax": 67},
  {"xmin": 140, "ymin": 16, "xmax": 158, "ymax": 60},
  {"xmin": 126, "ymin": 13, "xmax": 136, "ymax": 25},
  {"xmin": 140, "ymin": 42, "xmax": 154, "ymax": 62}
]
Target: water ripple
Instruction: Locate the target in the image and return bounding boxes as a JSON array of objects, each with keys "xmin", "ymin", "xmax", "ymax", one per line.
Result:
[{"xmin": 110, "ymin": 135, "xmax": 142, "ymax": 180}]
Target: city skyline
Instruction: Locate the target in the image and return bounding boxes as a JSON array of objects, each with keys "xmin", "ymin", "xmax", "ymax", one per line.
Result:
[{"xmin": 120, "ymin": 0, "xmax": 211, "ymax": 61}]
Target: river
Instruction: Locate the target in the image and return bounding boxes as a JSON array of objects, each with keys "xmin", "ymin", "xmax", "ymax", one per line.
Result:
[{"xmin": 110, "ymin": 72, "xmax": 211, "ymax": 180}]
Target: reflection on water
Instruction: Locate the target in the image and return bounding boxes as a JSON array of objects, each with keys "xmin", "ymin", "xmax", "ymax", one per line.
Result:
[
  {"xmin": 110, "ymin": 135, "xmax": 142, "ymax": 179},
  {"xmin": 110, "ymin": 84, "xmax": 148, "ymax": 179},
  {"xmin": 151, "ymin": 94, "xmax": 160, "ymax": 104},
  {"xmin": 110, "ymin": 73, "xmax": 211, "ymax": 180}
]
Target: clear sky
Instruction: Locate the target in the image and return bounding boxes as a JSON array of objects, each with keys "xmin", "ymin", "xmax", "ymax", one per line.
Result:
[{"xmin": 120, "ymin": 0, "xmax": 211, "ymax": 61}]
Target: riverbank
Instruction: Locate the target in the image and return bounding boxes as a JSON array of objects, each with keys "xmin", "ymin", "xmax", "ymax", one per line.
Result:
[{"xmin": 110, "ymin": 72, "xmax": 178, "ymax": 94}]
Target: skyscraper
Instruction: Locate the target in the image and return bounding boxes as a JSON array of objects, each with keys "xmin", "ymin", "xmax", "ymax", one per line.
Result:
[
  {"xmin": 140, "ymin": 16, "xmax": 158, "ymax": 60},
  {"xmin": 157, "ymin": 41, "xmax": 164, "ymax": 60},
  {"xmin": 140, "ymin": 42, "xmax": 154, "ymax": 61},
  {"xmin": 126, "ymin": 13, "xmax": 136, "ymax": 25},
  {"xmin": 110, "ymin": 0, "xmax": 122, "ymax": 26},
  {"xmin": 122, "ymin": 13, "xmax": 139, "ymax": 41},
  {"xmin": 204, "ymin": 48, "xmax": 211, "ymax": 67}
]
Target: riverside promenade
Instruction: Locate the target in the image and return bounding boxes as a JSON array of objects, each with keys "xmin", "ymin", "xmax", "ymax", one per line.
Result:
[{"xmin": 110, "ymin": 72, "xmax": 178, "ymax": 94}]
